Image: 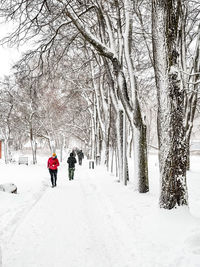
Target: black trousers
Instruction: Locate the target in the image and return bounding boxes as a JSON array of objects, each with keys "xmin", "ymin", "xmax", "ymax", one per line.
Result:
[
  {"xmin": 78, "ymin": 158, "xmax": 82, "ymax": 165},
  {"xmin": 49, "ymin": 169, "xmax": 58, "ymax": 186}
]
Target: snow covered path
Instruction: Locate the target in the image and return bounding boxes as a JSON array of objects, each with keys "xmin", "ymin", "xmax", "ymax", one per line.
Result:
[
  {"xmin": 3, "ymin": 164, "xmax": 135, "ymax": 267},
  {"xmin": 2, "ymin": 156, "xmax": 200, "ymax": 267}
]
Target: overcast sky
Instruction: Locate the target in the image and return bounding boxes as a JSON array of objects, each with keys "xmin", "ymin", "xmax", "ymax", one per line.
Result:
[
  {"xmin": 0, "ymin": 21, "xmax": 25, "ymax": 78},
  {"xmin": 0, "ymin": 46, "xmax": 22, "ymax": 77}
]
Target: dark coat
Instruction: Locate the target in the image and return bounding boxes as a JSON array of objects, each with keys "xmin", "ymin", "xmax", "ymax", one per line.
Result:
[
  {"xmin": 67, "ymin": 156, "xmax": 77, "ymax": 168},
  {"xmin": 77, "ymin": 151, "xmax": 84, "ymax": 159}
]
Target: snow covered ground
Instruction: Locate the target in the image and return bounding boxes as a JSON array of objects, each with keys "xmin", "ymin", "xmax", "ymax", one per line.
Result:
[{"xmin": 0, "ymin": 153, "xmax": 200, "ymax": 267}]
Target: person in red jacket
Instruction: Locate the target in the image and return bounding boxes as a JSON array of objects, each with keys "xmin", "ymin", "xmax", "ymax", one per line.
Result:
[{"xmin": 47, "ymin": 153, "xmax": 60, "ymax": 187}]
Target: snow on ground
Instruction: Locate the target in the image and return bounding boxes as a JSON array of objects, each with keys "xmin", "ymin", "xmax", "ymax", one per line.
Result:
[{"xmin": 0, "ymin": 153, "xmax": 200, "ymax": 267}]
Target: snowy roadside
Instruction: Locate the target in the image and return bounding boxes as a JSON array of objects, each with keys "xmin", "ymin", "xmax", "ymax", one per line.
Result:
[
  {"xmin": 82, "ymin": 155, "xmax": 200, "ymax": 267},
  {"xmin": 0, "ymin": 156, "xmax": 49, "ymax": 251},
  {"xmin": 0, "ymin": 154, "xmax": 200, "ymax": 267}
]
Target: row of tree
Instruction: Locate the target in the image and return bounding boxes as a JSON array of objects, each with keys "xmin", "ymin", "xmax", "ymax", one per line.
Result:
[{"xmin": 0, "ymin": 0, "xmax": 200, "ymax": 209}]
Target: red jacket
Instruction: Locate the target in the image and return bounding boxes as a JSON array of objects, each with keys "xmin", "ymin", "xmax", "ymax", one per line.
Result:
[{"xmin": 47, "ymin": 157, "xmax": 59, "ymax": 170}]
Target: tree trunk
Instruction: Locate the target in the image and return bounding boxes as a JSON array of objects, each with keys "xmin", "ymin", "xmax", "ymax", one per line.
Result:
[
  {"xmin": 184, "ymin": 24, "xmax": 200, "ymax": 170},
  {"xmin": 89, "ymin": 114, "xmax": 95, "ymax": 160},
  {"xmin": 95, "ymin": 122, "xmax": 101, "ymax": 165},
  {"xmin": 60, "ymin": 136, "xmax": 64, "ymax": 162},
  {"xmin": 4, "ymin": 139, "xmax": 9, "ymax": 164},
  {"xmin": 105, "ymin": 104, "xmax": 111, "ymax": 171},
  {"xmin": 132, "ymin": 89, "xmax": 149, "ymax": 193},
  {"xmin": 30, "ymin": 127, "xmax": 37, "ymax": 164},
  {"xmin": 116, "ymin": 110, "xmax": 124, "ymax": 181},
  {"xmin": 134, "ymin": 123, "xmax": 149, "ymax": 193},
  {"xmin": 115, "ymin": 147, "xmax": 119, "ymax": 179},
  {"xmin": 186, "ymin": 138, "xmax": 190, "ymax": 171},
  {"xmin": 31, "ymin": 139, "xmax": 37, "ymax": 165},
  {"xmin": 50, "ymin": 139, "xmax": 56, "ymax": 154},
  {"xmin": 124, "ymin": 0, "xmax": 149, "ymax": 192},
  {"xmin": 152, "ymin": 0, "xmax": 188, "ymax": 209},
  {"xmin": 123, "ymin": 112, "xmax": 128, "ymax": 185},
  {"xmin": 110, "ymin": 147, "xmax": 114, "ymax": 174}
]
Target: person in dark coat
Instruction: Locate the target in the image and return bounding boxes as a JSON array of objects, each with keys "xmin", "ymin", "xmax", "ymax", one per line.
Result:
[
  {"xmin": 77, "ymin": 150, "xmax": 84, "ymax": 165},
  {"xmin": 67, "ymin": 152, "xmax": 77, "ymax": 180},
  {"xmin": 47, "ymin": 153, "xmax": 60, "ymax": 187}
]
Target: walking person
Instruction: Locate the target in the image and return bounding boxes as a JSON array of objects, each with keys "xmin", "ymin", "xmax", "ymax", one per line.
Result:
[
  {"xmin": 67, "ymin": 152, "xmax": 77, "ymax": 180},
  {"xmin": 47, "ymin": 153, "xmax": 60, "ymax": 187},
  {"xmin": 77, "ymin": 149, "xmax": 84, "ymax": 166}
]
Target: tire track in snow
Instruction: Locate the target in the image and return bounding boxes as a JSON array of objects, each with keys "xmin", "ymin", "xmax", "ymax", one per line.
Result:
[{"xmin": 79, "ymin": 169, "xmax": 138, "ymax": 267}]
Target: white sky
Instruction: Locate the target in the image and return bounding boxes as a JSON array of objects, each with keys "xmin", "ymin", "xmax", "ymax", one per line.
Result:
[
  {"xmin": 0, "ymin": 22, "xmax": 25, "ymax": 78},
  {"xmin": 0, "ymin": 46, "xmax": 21, "ymax": 77}
]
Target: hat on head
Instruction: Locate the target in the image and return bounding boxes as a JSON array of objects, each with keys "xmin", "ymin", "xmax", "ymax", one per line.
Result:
[{"xmin": 52, "ymin": 153, "xmax": 56, "ymax": 157}]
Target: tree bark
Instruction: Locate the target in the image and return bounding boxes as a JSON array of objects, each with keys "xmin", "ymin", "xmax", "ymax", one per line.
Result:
[
  {"xmin": 30, "ymin": 126, "xmax": 37, "ymax": 164},
  {"xmin": 184, "ymin": 24, "xmax": 200, "ymax": 170},
  {"xmin": 124, "ymin": 0, "xmax": 149, "ymax": 192},
  {"xmin": 152, "ymin": 0, "xmax": 188, "ymax": 209}
]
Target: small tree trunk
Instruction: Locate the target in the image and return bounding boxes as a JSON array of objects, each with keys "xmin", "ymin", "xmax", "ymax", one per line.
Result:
[
  {"xmin": 116, "ymin": 110, "xmax": 124, "ymax": 181},
  {"xmin": 89, "ymin": 108, "xmax": 96, "ymax": 160},
  {"xmin": 110, "ymin": 147, "xmax": 114, "ymax": 173},
  {"xmin": 186, "ymin": 139, "xmax": 190, "ymax": 171},
  {"xmin": 133, "ymin": 124, "xmax": 149, "ymax": 193},
  {"xmin": 30, "ymin": 137, "xmax": 37, "ymax": 164},
  {"xmin": 4, "ymin": 139, "xmax": 9, "ymax": 164},
  {"xmin": 123, "ymin": 112, "xmax": 128, "ymax": 185},
  {"xmin": 105, "ymin": 104, "xmax": 111, "ymax": 171},
  {"xmin": 95, "ymin": 122, "xmax": 101, "ymax": 165},
  {"xmin": 115, "ymin": 147, "xmax": 119, "ymax": 179},
  {"xmin": 60, "ymin": 136, "xmax": 63, "ymax": 162}
]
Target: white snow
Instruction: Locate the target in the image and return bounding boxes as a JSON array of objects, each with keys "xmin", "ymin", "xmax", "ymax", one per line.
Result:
[{"xmin": 0, "ymin": 153, "xmax": 200, "ymax": 267}]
